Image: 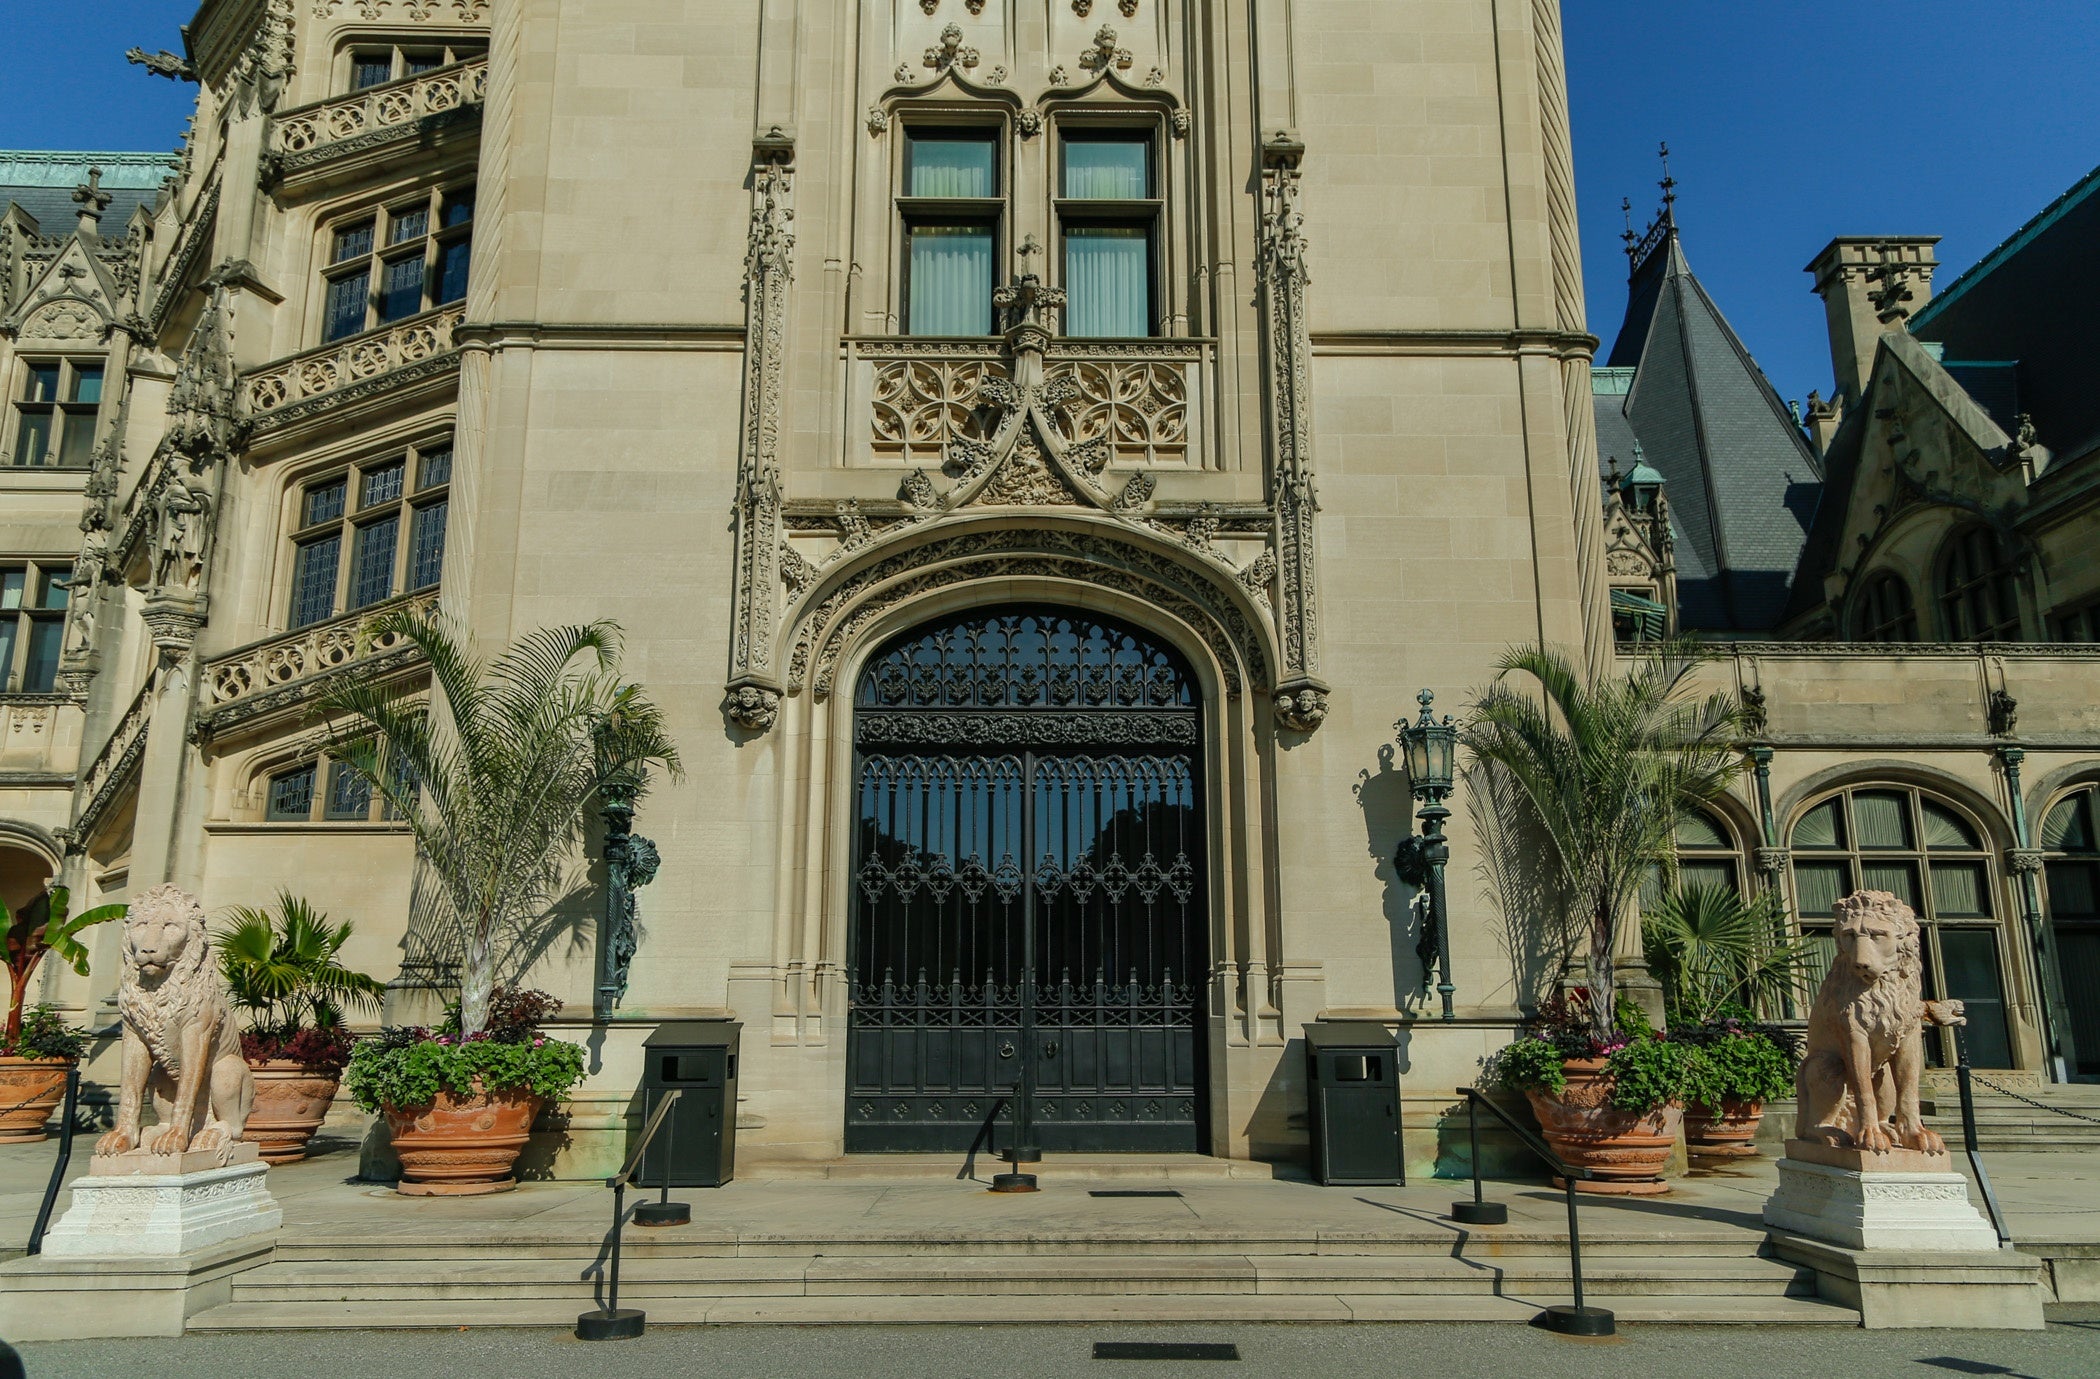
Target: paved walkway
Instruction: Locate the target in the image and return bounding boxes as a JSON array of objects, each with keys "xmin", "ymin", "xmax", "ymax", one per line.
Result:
[
  {"xmin": 17, "ymin": 1319, "xmax": 2100, "ymax": 1379},
  {"xmin": 4, "ymin": 1133, "xmax": 2097, "ymax": 1257}
]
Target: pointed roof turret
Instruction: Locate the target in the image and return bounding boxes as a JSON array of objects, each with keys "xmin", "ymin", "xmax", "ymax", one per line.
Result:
[{"xmin": 1593, "ymin": 155, "xmax": 1822, "ymax": 632}]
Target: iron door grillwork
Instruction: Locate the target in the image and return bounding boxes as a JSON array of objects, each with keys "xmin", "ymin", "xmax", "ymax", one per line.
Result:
[{"xmin": 846, "ymin": 607, "xmax": 1207, "ymax": 1153}]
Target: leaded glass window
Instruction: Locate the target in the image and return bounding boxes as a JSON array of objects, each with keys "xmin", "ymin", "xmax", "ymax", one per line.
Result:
[
  {"xmin": 901, "ymin": 131, "xmax": 1000, "ymax": 336},
  {"xmin": 284, "ymin": 438, "xmax": 451, "ymax": 628},
  {"xmin": 320, "ymin": 187, "xmax": 474, "ymax": 343},
  {"xmin": 1059, "ymin": 132, "xmax": 1157, "ymax": 338},
  {"xmin": 0, "ymin": 561, "xmax": 69, "ymax": 693},
  {"xmin": 1857, "ymin": 572, "xmax": 1919, "ymax": 643},
  {"xmin": 2042, "ymin": 787, "xmax": 2100, "ymax": 1076},
  {"xmin": 1936, "ymin": 526, "xmax": 2022, "ymax": 641},
  {"xmin": 1789, "ymin": 786, "xmax": 2015, "ymax": 1066},
  {"xmin": 10, "ymin": 359, "xmax": 103, "ymax": 468}
]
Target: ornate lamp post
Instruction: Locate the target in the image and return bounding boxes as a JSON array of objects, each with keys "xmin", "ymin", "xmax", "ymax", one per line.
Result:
[{"xmin": 1393, "ymin": 689, "xmax": 1459, "ymax": 1020}]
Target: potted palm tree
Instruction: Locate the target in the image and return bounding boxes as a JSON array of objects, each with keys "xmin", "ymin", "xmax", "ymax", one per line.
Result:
[
  {"xmin": 1464, "ymin": 642, "xmax": 1742, "ymax": 1192},
  {"xmin": 2, "ymin": 886, "xmax": 125, "ymax": 1143},
  {"xmin": 1644, "ymin": 883, "xmax": 1809, "ymax": 1157},
  {"xmin": 217, "ymin": 892, "xmax": 386, "ymax": 1163},
  {"xmin": 322, "ymin": 609, "xmax": 680, "ymax": 1195}
]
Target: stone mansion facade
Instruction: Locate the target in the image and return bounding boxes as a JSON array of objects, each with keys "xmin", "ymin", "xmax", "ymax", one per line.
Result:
[{"xmin": 0, "ymin": 1, "xmax": 2094, "ymax": 1177}]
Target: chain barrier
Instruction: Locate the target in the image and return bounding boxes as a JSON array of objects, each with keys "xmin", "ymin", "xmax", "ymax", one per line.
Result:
[{"xmin": 1965, "ymin": 1072, "xmax": 2100, "ymax": 1126}]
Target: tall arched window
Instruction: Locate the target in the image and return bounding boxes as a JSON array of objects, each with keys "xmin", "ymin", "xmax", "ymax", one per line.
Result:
[
  {"xmin": 1936, "ymin": 526, "xmax": 2021, "ymax": 641},
  {"xmin": 1856, "ymin": 572, "xmax": 1919, "ymax": 643},
  {"xmin": 1673, "ymin": 808, "xmax": 1741, "ymax": 893},
  {"xmin": 2041, "ymin": 786, "xmax": 2100, "ymax": 1077},
  {"xmin": 1789, "ymin": 785, "xmax": 2015, "ymax": 1068}
]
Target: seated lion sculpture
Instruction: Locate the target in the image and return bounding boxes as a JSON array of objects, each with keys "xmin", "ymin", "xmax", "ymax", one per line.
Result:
[
  {"xmin": 1795, "ymin": 889, "xmax": 1966, "ymax": 1155},
  {"xmin": 93, "ymin": 883, "xmax": 254, "ymax": 1163}
]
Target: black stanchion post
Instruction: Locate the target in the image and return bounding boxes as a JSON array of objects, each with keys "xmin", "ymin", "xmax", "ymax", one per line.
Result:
[{"xmin": 1450, "ymin": 1092, "xmax": 1506, "ymax": 1225}]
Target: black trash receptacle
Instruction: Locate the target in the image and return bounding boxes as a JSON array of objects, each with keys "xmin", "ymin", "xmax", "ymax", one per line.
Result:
[
  {"xmin": 637, "ymin": 1021, "xmax": 741, "ymax": 1187},
  {"xmin": 1304, "ymin": 1022, "xmax": 1403, "ymax": 1186}
]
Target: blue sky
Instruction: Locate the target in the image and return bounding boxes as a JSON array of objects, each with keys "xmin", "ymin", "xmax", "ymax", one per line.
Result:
[{"xmin": 7, "ymin": 3, "xmax": 2094, "ymax": 408}]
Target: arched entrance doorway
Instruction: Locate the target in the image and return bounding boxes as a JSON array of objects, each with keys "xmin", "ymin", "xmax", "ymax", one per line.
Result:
[{"xmin": 845, "ymin": 606, "xmax": 1208, "ymax": 1152}]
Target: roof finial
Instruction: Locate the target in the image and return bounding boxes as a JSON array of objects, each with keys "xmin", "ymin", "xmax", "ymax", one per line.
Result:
[
  {"xmin": 1657, "ymin": 141, "xmax": 1677, "ymax": 224},
  {"xmin": 1621, "ymin": 196, "xmax": 1638, "ymax": 262},
  {"xmin": 72, "ymin": 166, "xmax": 111, "ymax": 236}
]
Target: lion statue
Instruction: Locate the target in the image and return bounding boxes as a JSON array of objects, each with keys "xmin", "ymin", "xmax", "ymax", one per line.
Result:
[
  {"xmin": 1795, "ymin": 889, "xmax": 1966, "ymax": 1155},
  {"xmin": 93, "ymin": 883, "xmax": 254, "ymax": 1163}
]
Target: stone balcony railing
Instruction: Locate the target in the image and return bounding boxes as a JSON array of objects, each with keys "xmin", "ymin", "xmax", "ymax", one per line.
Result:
[
  {"xmin": 72, "ymin": 680, "xmax": 152, "ymax": 840},
  {"xmin": 200, "ymin": 590, "xmax": 439, "ymax": 733},
  {"xmin": 242, "ymin": 305, "xmax": 465, "ymax": 429},
  {"xmin": 852, "ymin": 338, "xmax": 1207, "ymax": 469},
  {"xmin": 267, "ymin": 59, "xmax": 488, "ymax": 175}
]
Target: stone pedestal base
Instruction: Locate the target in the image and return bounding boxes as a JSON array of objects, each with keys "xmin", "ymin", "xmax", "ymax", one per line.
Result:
[
  {"xmin": 1763, "ymin": 1140, "xmax": 2043, "ymax": 1328},
  {"xmin": 1769, "ymin": 1234, "xmax": 2045, "ymax": 1330},
  {"xmin": 41, "ymin": 1150, "xmax": 283, "ymax": 1259},
  {"xmin": 1762, "ymin": 1141, "xmax": 1999, "ymax": 1251},
  {"xmin": 0, "ymin": 1239, "xmax": 271, "ymax": 1340}
]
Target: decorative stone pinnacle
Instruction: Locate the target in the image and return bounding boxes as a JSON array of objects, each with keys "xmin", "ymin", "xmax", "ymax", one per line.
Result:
[{"xmin": 72, "ymin": 167, "xmax": 112, "ymax": 234}]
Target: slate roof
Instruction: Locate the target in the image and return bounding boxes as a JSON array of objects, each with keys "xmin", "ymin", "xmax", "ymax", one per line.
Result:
[
  {"xmin": 1908, "ymin": 162, "xmax": 2100, "ymax": 466},
  {"xmin": 0, "ymin": 151, "xmax": 175, "ymax": 234},
  {"xmin": 1594, "ymin": 219, "xmax": 1821, "ymax": 632}
]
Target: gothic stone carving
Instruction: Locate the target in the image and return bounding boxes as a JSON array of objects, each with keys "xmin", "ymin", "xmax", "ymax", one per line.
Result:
[
  {"xmin": 1795, "ymin": 890, "xmax": 1967, "ymax": 1157},
  {"xmin": 1257, "ymin": 134, "xmax": 1329, "ymax": 728},
  {"xmin": 724, "ymin": 133, "xmax": 797, "ymax": 721},
  {"xmin": 95, "ymin": 884, "xmax": 255, "ymax": 1164}
]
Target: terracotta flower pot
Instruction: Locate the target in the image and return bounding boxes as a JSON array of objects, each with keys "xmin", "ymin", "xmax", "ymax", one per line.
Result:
[
  {"xmin": 1685, "ymin": 1098, "xmax": 1766, "ymax": 1159},
  {"xmin": 384, "ymin": 1083, "xmax": 541, "ymax": 1196},
  {"xmin": 242, "ymin": 1061, "xmax": 343, "ymax": 1165},
  {"xmin": 1522, "ymin": 1057, "xmax": 1682, "ymax": 1195},
  {"xmin": 0, "ymin": 1056, "xmax": 72, "ymax": 1144}
]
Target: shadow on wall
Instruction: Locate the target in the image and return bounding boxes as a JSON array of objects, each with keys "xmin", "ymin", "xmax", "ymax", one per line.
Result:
[
  {"xmin": 383, "ymin": 854, "xmax": 601, "ymax": 1025},
  {"xmin": 1462, "ymin": 758, "xmax": 1573, "ymax": 1013},
  {"xmin": 1354, "ymin": 743, "xmax": 1428, "ymax": 1014}
]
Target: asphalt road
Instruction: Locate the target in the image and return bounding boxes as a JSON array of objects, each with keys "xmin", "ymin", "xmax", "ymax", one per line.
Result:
[{"xmin": 11, "ymin": 1322, "xmax": 2100, "ymax": 1379}]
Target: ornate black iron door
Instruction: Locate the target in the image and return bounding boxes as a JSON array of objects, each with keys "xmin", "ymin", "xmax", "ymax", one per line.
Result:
[{"xmin": 846, "ymin": 608, "xmax": 1207, "ymax": 1153}]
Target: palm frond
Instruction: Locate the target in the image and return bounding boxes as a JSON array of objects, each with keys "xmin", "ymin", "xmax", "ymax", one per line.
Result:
[{"xmin": 313, "ymin": 614, "xmax": 679, "ymax": 1038}]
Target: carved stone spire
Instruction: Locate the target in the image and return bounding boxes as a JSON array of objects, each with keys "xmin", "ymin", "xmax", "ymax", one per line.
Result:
[
  {"xmin": 1257, "ymin": 133, "xmax": 1328, "ymax": 732},
  {"xmin": 724, "ymin": 131, "xmax": 797, "ymax": 731}
]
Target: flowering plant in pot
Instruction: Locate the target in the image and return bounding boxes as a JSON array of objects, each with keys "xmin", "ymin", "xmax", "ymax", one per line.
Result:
[
  {"xmin": 318, "ymin": 611, "xmax": 680, "ymax": 1195},
  {"xmin": 1, "ymin": 887, "xmax": 125, "ymax": 1143},
  {"xmin": 1674, "ymin": 1016, "xmax": 1799, "ymax": 1159},
  {"xmin": 343, "ymin": 987, "xmax": 585, "ymax": 1195},
  {"xmin": 1643, "ymin": 882, "xmax": 1811, "ymax": 1157},
  {"xmin": 216, "ymin": 892, "xmax": 386, "ymax": 1163},
  {"xmin": 1489, "ymin": 991, "xmax": 1691, "ymax": 1194}
]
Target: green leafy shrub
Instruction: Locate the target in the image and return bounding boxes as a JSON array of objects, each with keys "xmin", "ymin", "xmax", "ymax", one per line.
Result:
[
  {"xmin": 343, "ymin": 1034, "xmax": 586, "ymax": 1114},
  {"xmin": 1489, "ymin": 990, "xmax": 1691, "ymax": 1114},
  {"xmin": 1601, "ymin": 1036, "xmax": 1691, "ymax": 1113},
  {"xmin": 1485, "ymin": 1036, "xmax": 1568, "ymax": 1096},
  {"xmin": 1678, "ymin": 1023, "xmax": 1797, "ymax": 1109},
  {"xmin": 0, "ymin": 1004, "xmax": 91, "ymax": 1061}
]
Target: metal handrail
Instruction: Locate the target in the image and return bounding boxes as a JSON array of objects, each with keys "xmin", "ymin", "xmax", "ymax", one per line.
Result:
[
  {"xmin": 1953, "ymin": 1029, "xmax": 2012, "ymax": 1248},
  {"xmin": 578, "ymin": 1088, "xmax": 684, "ymax": 1341},
  {"xmin": 1454, "ymin": 1087, "xmax": 1613, "ymax": 1336},
  {"xmin": 25, "ymin": 1064, "xmax": 81, "ymax": 1256}
]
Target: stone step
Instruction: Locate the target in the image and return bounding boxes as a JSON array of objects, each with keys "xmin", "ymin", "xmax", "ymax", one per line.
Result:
[
  {"xmin": 268, "ymin": 1226, "xmax": 1763, "ymax": 1262},
  {"xmin": 187, "ymin": 1290, "xmax": 1859, "ymax": 1330},
  {"xmin": 227, "ymin": 1252, "xmax": 1814, "ymax": 1304}
]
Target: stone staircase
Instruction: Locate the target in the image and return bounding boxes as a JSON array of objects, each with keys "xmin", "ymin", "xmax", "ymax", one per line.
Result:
[
  {"xmin": 187, "ymin": 1220, "xmax": 1855, "ymax": 1329},
  {"xmin": 1924, "ymin": 1081, "xmax": 2100, "ymax": 1152}
]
